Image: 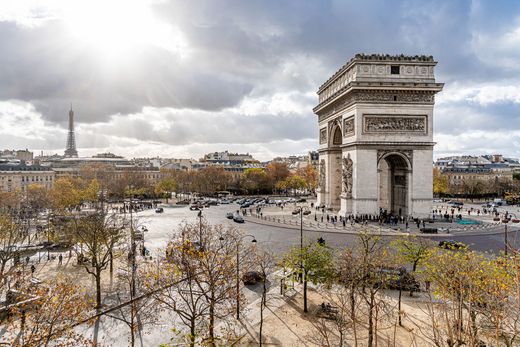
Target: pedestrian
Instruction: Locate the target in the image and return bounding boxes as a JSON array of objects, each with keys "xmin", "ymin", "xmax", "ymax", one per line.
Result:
[
  {"xmin": 58, "ymin": 254, "xmax": 63, "ymax": 265},
  {"xmin": 31, "ymin": 264, "xmax": 36, "ymax": 275}
]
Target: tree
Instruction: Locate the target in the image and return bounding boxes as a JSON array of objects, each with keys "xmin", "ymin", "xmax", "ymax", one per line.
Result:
[
  {"xmin": 0, "ymin": 190, "xmax": 22, "ymax": 212},
  {"xmin": 433, "ymin": 168, "xmax": 448, "ymax": 196},
  {"xmin": 351, "ymin": 232, "xmax": 395, "ymax": 347},
  {"xmin": 421, "ymin": 248, "xmax": 484, "ymax": 346},
  {"xmin": 25, "ymin": 184, "xmax": 50, "ymax": 212},
  {"xmin": 0, "ymin": 213, "xmax": 26, "ymax": 287},
  {"xmin": 282, "ymin": 240, "xmax": 335, "ymax": 313},
  {"xmin": 266, "ymin": 162, "xmax": 290, "ymax": 192},
  {"xmin": 191, "ymin": 221, "xmax": 251, "ymax": 345},
  {"xmin": 391, "ymin": 235, "xmax": 434, "ymax": 272},
  {"xmin": 297, "ymin": 164, "xmax": 319, "ymax": 194},
  {"xmin": 72, "ymin": 212, "xmax": 126, "ymax": 309},
  {"xmin": 5, "ymin": 275, "xmax": 93, "ymax": 346},
  {"xmin": 156, "ymin": 220, "xmax": 251, "ymax": 346},
  {"xmin": 107, "ymin": 263, "xmax": 156, "ymax": 347},
  {"xmin": 50, "ymin": 177, "xmax": 82, "ymax": 211},
  {"xmin": 284, "ymin": 174, "xmax": 306, "ymax": 196},
  {"xmin": 154, "ymin": 177, "xmax": 177, "ymax": 203},
  {"xmin": 253, "ymin": 249, "xmax": 276, "ymax": 346},
  {"xmin": 242, "ymin": 168, "xmax": 270, "ymax": 194},
  {"xmin": 150, "ymin": 240, "xmax": 210, "ymax": 346}
]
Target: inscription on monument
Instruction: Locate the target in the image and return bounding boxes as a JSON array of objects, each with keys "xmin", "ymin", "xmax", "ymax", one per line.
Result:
[
  {"xmin": 343, "ymin": 117, "xmax": 355, "ymax": 137},
  {"xmin": 363, "ymin": 115, "xmax": 426, "ymax": 134}
]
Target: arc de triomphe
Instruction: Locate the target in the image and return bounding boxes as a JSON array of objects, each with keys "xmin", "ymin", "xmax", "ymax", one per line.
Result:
[{"xmin": 315, "ymin": 54, "xmax": 443, "ymax": 218}]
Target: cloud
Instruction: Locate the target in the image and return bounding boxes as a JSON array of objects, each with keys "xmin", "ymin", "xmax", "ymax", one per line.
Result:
[{"xmin": 1, "ymin": 0, "xmax": 520, "ymax": 160}]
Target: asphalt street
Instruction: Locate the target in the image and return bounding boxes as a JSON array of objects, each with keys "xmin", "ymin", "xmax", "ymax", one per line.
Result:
[{"xmin": 138, "ymin": 203, "xmax": 520, "ymax": 256}]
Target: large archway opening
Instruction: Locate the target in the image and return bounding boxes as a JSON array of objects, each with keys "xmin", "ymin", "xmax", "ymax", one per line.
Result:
[
  {"xmin": 378, "ymin": 154, "xmax": 409, "ymax": 216},
  {"xmin": 329, "ymin": 125, "xmax": 342, "ymax": 210}
]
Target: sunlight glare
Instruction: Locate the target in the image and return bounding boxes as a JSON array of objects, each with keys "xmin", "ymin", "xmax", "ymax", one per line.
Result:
[{"xmin": 63, "ymin": 0, "xmax": 187, "ymax": 58}]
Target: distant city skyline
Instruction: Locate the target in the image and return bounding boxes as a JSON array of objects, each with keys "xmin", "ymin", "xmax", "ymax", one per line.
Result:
[{"xmin": 1, "ymin": 1, "xmax": 520, "ymax": 161}]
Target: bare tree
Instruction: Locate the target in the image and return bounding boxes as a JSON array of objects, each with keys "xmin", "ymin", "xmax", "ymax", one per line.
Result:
[
  {"xmin": 150, "ymin": 239, "xmax": 210, "ymax": 347},
  {"xmin": 5, "ymin": 274, "xmax": 93, "ymax": 346},
  {"xmin": 72, "ymin": 212, "xmax": 126, "ymax": 309},
  {"xmin": 106, "ymin": 262, "xmax": 156, "ymax": 347},
  {"xmin": 0, "ymin": 213, "xmax": 27, "ymax": 294}
]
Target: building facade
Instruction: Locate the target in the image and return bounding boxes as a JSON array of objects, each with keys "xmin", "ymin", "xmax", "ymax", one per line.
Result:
[
  {"xmin": 0, "ymin": 162, "xmax": 55, "ymax": 193},
  {"xmin": 315, "ymin": 54, "xmax": 443, "ymax": 217}
]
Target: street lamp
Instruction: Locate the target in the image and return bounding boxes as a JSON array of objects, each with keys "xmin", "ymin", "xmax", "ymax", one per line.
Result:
[
  {"xmin": 292, "ymin": 206, "xmax": 311, "ymax": 283},
  {"xmin": 502, "ymin": 217, "xmax": 509, "ymax": 256},
  {"xmin": 220, "ymin": 234, "xmax": 257, "ymax": 320},
  {"xmin": 197, "ymin": 210, "xmax": 203, "ymax": 245}
]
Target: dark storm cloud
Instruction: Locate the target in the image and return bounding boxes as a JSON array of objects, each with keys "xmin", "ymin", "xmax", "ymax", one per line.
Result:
[{"xmin": 1, "ymin": 0, "xmax": 520, "ymax": 157}]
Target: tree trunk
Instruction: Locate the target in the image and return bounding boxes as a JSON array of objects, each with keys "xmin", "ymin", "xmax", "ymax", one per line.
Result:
[
  {"xmin": 303, "ymin": 278, "xmax": 308, "ymax": 313},
  {"xmin": 208, "ymin": 294, "xmax": 216, "ymax": 347},
  {"xmin": 368, "ymin": 292, "xmax": 374, "ymax": 347},
  {"xmin": 350, "ymin": 287, "xmax": 358, "ymax": 347},
  {"xmin": 260, "ymin": 295, "xmax": 264, "ymax": 346},
  {"xmin": 95, "ymin": 267, "xmax": 102, "ymax": 309},
  {"xmin": 190, "ymin": 318, "xmax": 196, "ymax": 347}
]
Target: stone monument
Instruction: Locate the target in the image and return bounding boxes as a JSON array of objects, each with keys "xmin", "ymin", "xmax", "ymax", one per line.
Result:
[{"xmin": 314, "ymin": 54, "xmax": 443, "ymax": 217}]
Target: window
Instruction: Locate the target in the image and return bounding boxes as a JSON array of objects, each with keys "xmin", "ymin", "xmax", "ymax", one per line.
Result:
[{"xmin": 391, "ymin": 65, "xmax": 400, "ymax": 74}]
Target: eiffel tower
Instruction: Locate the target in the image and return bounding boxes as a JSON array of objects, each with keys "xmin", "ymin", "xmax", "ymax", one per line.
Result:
[{"xmin": 64, "ymin": 105, "xmax": 78, "ymax": 157}]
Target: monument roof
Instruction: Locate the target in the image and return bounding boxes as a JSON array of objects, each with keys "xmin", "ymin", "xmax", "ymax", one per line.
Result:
[{"xmin": 318, "ymin": 53, "xmax": 436, "ymax": 93}]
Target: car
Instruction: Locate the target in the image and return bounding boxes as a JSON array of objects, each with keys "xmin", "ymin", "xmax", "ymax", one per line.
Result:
[
  {"xmin": 233, "ymin": 215, "xmax": 245, "ymax": 223},
  {"xmin": 189, "ymin": 204, "xmax": 202, "ymax": 211},
  {"xmin": 438, "ymin": 240, "xmax": 467, "ymax": 250},
  {"xmin": 220, "ymin": 199, "xmax": 231, "ymax": 204},
  {"xmin": 242, "ymin": 271, "xmax": 265, "ymax": 285},
  {"xmin": 448, "ymin": 201, "xmax": 464, "ymax": 207},
  {"xmin": 155, "ymin": 207, "xmax": 164, "ymax": 213},
  {"xmin": 226, "ymin": 212, "xmax": 234, "ymax": 219}
]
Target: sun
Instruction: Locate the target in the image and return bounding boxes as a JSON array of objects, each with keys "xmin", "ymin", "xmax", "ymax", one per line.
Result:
[{"xmin": 62, "ymin": 0, "xmax": 187, "ymax": 58}]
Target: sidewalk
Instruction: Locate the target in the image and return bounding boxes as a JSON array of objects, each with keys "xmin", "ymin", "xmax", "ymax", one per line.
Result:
[{"xmin": 243, "ymin": 202, "xmax": 517, "ymax": 238}]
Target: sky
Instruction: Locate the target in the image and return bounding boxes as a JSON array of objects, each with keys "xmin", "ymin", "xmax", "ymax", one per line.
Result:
[{"xmin": 1, "ymin": 0, "xmax": 520, "ymax": 161}]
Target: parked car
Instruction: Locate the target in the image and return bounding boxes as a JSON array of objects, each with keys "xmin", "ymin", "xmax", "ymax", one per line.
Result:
[
  {"xmin": 242, "ymin": 271, "xmax": 265, "ymax": 285},
  {"xmin": 438, "ymin": 240, "xmax": 467, "ymax": 250},
  {"xmin": 155, "ymin": 207, "xmax": 164, "ymax": 213},
  {"xmin": 189, "ymin": 204, "xmax": 202, "ymax": 211},
  {"xmin": 233, "ymin": 215, "xmax": 245, "ymax": 223},
  {"xmin": 226, "ymin": 212, "xmax": 234, "ymax": 219}
]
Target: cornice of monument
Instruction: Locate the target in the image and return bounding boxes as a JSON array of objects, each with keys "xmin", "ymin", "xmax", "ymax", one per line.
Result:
[
  {"xmin": 314, "ymin": 86, "xmax": 443, "ymax": 122},
  {"xmin": 318, "ymin": 53, "xmax": 437, "ymax": 93}
]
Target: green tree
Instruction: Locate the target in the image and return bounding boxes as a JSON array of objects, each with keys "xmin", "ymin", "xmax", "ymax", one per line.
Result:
[
  {"xmin": 241, "ymin": 168, "xmax": 270, "ymax": 194},
  {"xmin": 155, "ymin": 177, "xmax": 177, "ymax": 203},
  {"xmin": 433, "ymin": 168, "xmax": 448, "ymax": 196},
  {"xmin": 50, "ymin": 177, "xmax": 81, "ymax": 211},
  {"xmin": 282, "ymin": 240, "xmax": 335, "ymax": 312},
  {"xmin": 284, "ymin": 174, "xmax": 306, "ymax": 196},
  {"xmin": 391, "ymin": 235, "xmax": 434, "ymax": 272}
]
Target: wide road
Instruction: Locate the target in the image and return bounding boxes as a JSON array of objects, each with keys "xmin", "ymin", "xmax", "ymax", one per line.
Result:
[{"xmin": 137, "ymin": 203, "xmax": 520, "ymax": 256}]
